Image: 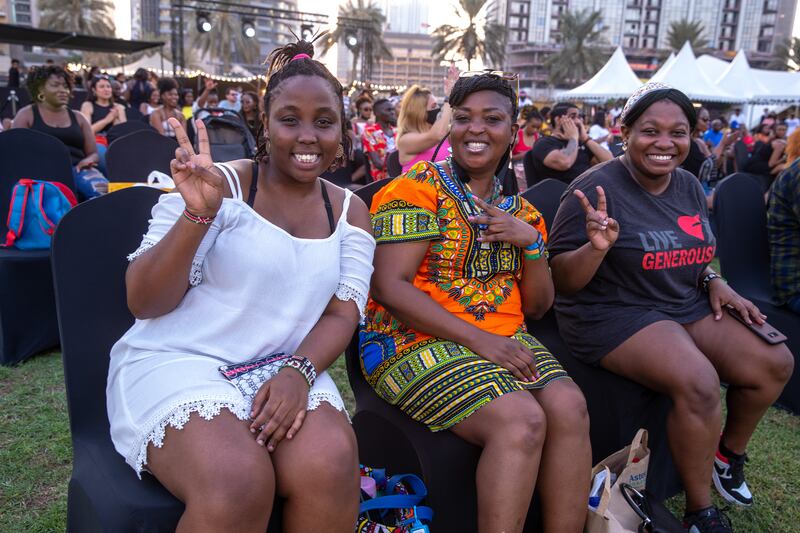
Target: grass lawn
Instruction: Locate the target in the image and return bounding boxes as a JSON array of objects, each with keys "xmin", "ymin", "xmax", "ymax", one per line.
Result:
[{"xmin": 1, "ymin": 351, "xmax": 798, "ymax": 532}]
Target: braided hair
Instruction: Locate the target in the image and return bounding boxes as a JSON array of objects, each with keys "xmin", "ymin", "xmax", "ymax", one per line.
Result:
[
  {"xmin": 446, "ymin": 73, "xmax": 518, "ymax": 185},
  {"xmin": 255, "ymin": 37, "xmax": 349, "ymax": 164}
]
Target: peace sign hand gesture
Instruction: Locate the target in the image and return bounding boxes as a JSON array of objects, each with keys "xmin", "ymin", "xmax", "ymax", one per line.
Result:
[
  {"xmin": 573, "ymin": 186, "xmax": 619, "ymax": 252},
  {"xmin": 468, "ymin": 195, "xmax": 539, "ymax": 249},
  {"xmin": 169, "ymin": 118, "xmax": 224, "ymax": 218}
]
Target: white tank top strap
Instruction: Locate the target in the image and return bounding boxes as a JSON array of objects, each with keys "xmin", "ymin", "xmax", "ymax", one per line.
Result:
[
  {"xmin": 341, "ymin": 188, "xmax": 353, "ymax": 220},
  {"xmin": 214, "ymin": 162, "xmax": 243, "ymax": 201}
]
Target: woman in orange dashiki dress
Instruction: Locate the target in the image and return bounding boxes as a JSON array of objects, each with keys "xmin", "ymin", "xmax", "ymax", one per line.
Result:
[{"xmin": 359, "ymin": 74, "xmax": 592, "ymax": 533}]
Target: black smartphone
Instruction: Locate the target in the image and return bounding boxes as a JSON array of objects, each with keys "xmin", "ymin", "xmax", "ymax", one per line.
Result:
[{"xmin": 726, "ymin": 307, "xmax": 788, "ymax": 345}]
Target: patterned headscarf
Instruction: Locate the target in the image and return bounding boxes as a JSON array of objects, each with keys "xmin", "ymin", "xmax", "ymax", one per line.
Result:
[{"xmin": 619, "ymin": 82, "xmax": 672, "ymax": 125}]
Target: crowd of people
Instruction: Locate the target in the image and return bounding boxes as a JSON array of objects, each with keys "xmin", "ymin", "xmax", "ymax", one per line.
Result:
[{"xmin": 2, "ymin": 43, "xmax": 798, "ymax": 533}]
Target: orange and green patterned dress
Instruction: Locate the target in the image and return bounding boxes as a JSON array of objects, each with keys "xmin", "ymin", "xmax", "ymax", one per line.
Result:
[{"xmin": 359, "ymin": 161, "xmax": 569, "ymax": 431}]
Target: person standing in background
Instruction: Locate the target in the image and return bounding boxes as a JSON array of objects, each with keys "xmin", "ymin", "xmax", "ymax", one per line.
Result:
[
  {"xmin": 362, "ymin": 98, "xmax": 397, "ymax": 181},
  {"xmin": 8, "ymin": 59, "xmax": 21, "ymax": 88}
]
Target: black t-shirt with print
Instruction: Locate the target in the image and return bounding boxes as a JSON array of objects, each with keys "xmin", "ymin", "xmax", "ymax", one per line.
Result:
[
  {"xmin": 530, "ymin": 135, "xmax": 593, "ymax": 185},
  {"xmin": 548, "ymin": 158, "xmax": 715, "ymax": 363}
]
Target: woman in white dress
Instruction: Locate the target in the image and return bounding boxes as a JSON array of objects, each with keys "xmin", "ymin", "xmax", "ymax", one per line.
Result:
[{"xmin": 106, "ymin": 40, "xmax": 375, "ymax": 532}]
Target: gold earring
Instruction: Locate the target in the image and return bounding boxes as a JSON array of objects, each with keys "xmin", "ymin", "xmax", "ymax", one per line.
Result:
[
  {"xmin": 328, "ymin": 144, "xmax": 345, "ymax": 172},
  {"xmin": 622, "ymin": 140, "xmax": 628, "ymax": 151}
]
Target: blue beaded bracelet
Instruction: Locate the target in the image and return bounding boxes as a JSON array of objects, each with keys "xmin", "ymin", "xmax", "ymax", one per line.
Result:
[{"xmin": 524, "ymin": 233, "xmax": 545, "ymax": 252}]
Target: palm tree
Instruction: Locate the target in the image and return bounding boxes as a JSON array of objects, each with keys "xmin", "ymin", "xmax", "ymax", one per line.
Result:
[
  {"xmin": 666, "ymin": 19, "xmax": 707, "ymax": 52},
  {"xmin": 768, "ymin": 37, "xmax": 800, "ymax": 71},
  {"xmin": 431, "ymin": 0, "xmax": 506, "ymax": 70},
  {"xmin": 38, "ymin": 0, "xmax": 115, "ymax": 36},
  {"xmin": 544, "ymin": 9, "xmax": 607, "ymax": 87},
  {"xmin": 322, "ymin": 0, "xmax": 392, "ymax": 83},
  {"xmin": 190, "ymin": 12, "xmax": 260, "ymax": 74}
]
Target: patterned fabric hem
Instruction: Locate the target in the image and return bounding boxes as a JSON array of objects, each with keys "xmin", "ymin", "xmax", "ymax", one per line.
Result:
[
  {"xmin": 128, "ymin": 392, "xmax": 349, "ymax": 478},
  {"xmin": 335, "ymin": 282, "xmax": 368, "ymax": 322},
  {"xmin": 129, "ymin": 396, "xmax": 250, "ymax": 479},
  {"xmin": 126, "ymin": 238, "xmax": 204, "ymax": 286},
  {"xmin": 426, "ymin": 374, "xmax": 572, "ymax": 432},
  {"xmin": 126, "ymin": 238, "xmax": 157, "ymax": 262}
]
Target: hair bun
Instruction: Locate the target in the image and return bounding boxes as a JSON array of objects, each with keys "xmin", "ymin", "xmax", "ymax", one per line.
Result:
[{"xmin": 266, "ymin": 39, "xmax": 316, "ymax": 75}]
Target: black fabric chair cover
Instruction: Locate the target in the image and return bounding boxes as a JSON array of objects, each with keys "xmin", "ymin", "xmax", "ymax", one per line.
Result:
[
  {"xmin": 713, "ymin": 174, "xmax": 800, "ymax": 413},
  {"xmin": 0, "ymin": 129, "xmax": 76, "ymax": 365},
  {"xmin": 354, "ymin": 177, "xmax": 393, "ymax": 207},
  {"xmin": 105, "ymin": 120, "xmax": 152, "ymax": 146},
  {"xmin": 106, "ymin": 130, "xmax": 178, "ymax": 183},
  {"xmin": 521, "ymin": 178, "xmax": 568, "ymax": 232},
  {"xmin": 522, "ymin": 149, "xmax": 539, "ymax": 188},
  {"xmin": 526, "ymin": 312, "xmax": 682, "ymax": 500},
  {"xmin": 386, "ymin": 150, "xmax": 402, "ymax": 178},
  {"xmin": 51, "ymin": 187, "xmax": 281, "ymax": 531}
]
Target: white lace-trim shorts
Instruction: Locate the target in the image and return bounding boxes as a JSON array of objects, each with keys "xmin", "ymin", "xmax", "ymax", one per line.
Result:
[{"xmin": 116, "ymin": 370, "xmax": 347, "ymax": 478}]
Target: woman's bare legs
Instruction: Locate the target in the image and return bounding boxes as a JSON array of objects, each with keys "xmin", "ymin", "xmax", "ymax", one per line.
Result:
[
  {"xmin": 683, "ymin": 312, "xmax": 793, "ymax": 456},
  {"xmin": 146, "ymin": 409, "xmax": 275, "ymax": 533},
  {"xmin": 601, "ymin": 321, "xmax": 722, "ymax": 512},
  {"xmin": 532, "ymin": 379, "xmax": 592, "ymax": 533},
  {"xmin": 271, "ymin": 403, "xmax": 360, "ymax": 533},
  {"xmin": 450, "ymin": 390, "xmax": 547, "ymax": 533}
]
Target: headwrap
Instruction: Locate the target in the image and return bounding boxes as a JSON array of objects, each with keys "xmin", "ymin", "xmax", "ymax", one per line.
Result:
[{"xmin": 619, "ymin": 82, "xmax": 672, "ymax": 125}]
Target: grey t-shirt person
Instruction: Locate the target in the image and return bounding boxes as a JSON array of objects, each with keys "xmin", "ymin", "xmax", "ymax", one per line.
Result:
[{"xmin": 548, "ymin": 158, "xmax": 715, "ymax": 364}]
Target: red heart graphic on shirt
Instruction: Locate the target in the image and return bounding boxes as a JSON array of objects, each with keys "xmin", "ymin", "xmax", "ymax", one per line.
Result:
[{"xmin": 677, "ymin": 214, "xmax": 704, "ymax": 240}]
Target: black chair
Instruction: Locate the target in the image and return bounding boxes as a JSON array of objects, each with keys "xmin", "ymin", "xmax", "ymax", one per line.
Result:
[
  {"xmin": 106, "ymin": 129, "xmax": 179, "ymax": 183},
  {"xmin": 386, "ymin": 150, "xmax": 403, "ymax": 178},
  {"xmin": 51, "ymin": 187, "xmax": 283, "ymax": 532},
  {"xmin": 0, "ymin": 129, "xmax": 76, "ymax": 365},
  {"xmin": 105, "ymin": 119, "xmax": 153, "ymax": 146},
  {"xmin": 521, "ymin": 178, "xmax": 568, "ymax": 232},
  {"xmin": 354, "ymin": 177, "xmax": 392, "ymax": 207},
  {"xmin": 713, "ymin": 174, "xmax": 800, "ymax": 413},
  {"xmin": 525, "ymin": 312, "xmax": 682, "ymax": 501},
  {"xmin": 522, "ymin": 149, "xmax": 540, "ymax": 188}
]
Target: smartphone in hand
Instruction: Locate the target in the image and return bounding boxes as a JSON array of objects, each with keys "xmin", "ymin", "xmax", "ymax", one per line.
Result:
[{"xmin": 726, "ymin": 307, "xmax": 788, "ymax": 345}]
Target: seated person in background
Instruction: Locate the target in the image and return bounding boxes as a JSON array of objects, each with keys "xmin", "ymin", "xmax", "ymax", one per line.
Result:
[
  {"xmin": 729, "ymin": 108, "xmax": 745, "ymax": 129},
  {"xmin": 767, "ymin": 137, "xmax": 800, "ymax": 314},
  {"xmin": 180, "ymin": 89, "xmax": 195, "ymax": 120},
  {"xmin": 361, "ymin": 73, "xmax": 590, "ymax": 533},
  {"xmin": 548, "ymin": 82, "xmax": 793, "ymax": 533},
  {"xmin": 361, "ymin": 98, "xmax": 397, "ymax": 181},
  {"xmin": 703, "ymin": 119, "xmax": 724, "ymax": 148},
  {"xmin": 107, "ymin": 40, "xmax": 375, "ymax": 532},
  {"xmin": 321, "ymin": 118, "xmax": 366, "ymax": 188},
  {"xmin": 587, "ymin": 110, "xmax": 610, "ymax": 150},
  {"xmin": 125, "ymin": 68, "xmax": 151, "ymax": 111},
  {"xmin": 239, "ymin": 91, "xmax": 260, "ymax": 140},
  {"xmin": 140, "ymin": 87, "xmax": 160, "ymax": 118},
  {"xmin": 351, "ymin": 95, "xmax": 373, "ymax": 136},
  {"xmin": 12, "ymin": 65, "xmax": 108, "ymax": 199},
  {"xmin": 529, "ymin": 102, "xmax": 612, "ymax": 185},
  {"xmin": 219, "ymin": 86, "xmax": 241, "ymax": 112},
  {"xmin": 396, "ymin": 73, "xmax": 457, "ymax": 174},
  {"xmin": 80, "ymin": 75, "xmax": 127, "ymax": 137},
  {"xmin": 150, "ymin": 77, "xmax": 185, "ymax": 138},
  {"xmin": 512, "ymin": 109, "xmax": 543, "ymax": 190},
  {"xmin": 745, "ymin": 121, "xmax": 788, "ymax": 190},
  {"xmin": 192, "ymin": 79, "xmax": 220, "ymax": 121}
]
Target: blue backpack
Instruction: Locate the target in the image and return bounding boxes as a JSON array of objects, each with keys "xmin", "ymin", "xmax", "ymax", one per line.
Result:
[{"xmin": 4, "ymin": 179, "xmax": 78, "ymax": 250}]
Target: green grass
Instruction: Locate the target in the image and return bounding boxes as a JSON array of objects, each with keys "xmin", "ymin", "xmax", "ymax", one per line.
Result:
[{"xmin": 1, "ymin": 352, "xmax": 798, "ymax": 532}]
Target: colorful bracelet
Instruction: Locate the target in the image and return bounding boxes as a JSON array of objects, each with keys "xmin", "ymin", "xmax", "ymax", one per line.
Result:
[
  {"xmin": 182, "ymin": 209, "xmax": 216, "ymax": 225},
  {"xmin": 701, "ymin": 272, "xmax": 724, "ymax": 292},
  {"xmin": 281, "ymin": 355, "xmax": 317, "ymax": 389},
  {"xmin": 523, "ymin": 233, "xmax": 546, "ymax": 260}
]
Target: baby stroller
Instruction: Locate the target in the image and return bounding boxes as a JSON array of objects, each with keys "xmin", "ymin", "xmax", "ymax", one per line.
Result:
[{"xmin": 194, "ymin": 108, "xmax": 257, "ymax": 162}]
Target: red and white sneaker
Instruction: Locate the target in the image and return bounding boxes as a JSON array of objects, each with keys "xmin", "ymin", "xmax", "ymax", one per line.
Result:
[{"xmin": 712, "ymin": 448, "xmax": 753, "ymax": 507}]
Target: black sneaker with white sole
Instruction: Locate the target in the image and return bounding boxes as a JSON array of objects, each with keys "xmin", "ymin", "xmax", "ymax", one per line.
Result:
[
  {"xmin": 713, "ymin": 449, "xmax": 753, "ymax": 507},
  {"xmin": 684, "ymin": 506, "xmax": 734, "ymax": 533}
]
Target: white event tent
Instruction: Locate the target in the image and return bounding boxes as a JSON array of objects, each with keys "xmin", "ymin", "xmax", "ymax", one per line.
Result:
[
  {"xmin": 649, "ymin": 42, "xmax": 744, "ymax": 103},
  {"xmin": 555, "ymin": 47, "xmax": 643, "ymax": 102}
]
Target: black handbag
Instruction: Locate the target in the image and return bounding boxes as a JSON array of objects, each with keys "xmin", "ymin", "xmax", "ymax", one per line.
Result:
[{"xmin": 619, "ymin": 483, "xmax": 685, "ymax": 533}]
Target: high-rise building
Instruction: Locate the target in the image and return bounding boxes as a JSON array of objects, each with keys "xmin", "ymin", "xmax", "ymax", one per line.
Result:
[
  {"xmin": 378, "ymin": 0, "xmax": 429, "ymax": 34},
  {"xmin": 505, "ymin": 0, "xmax": 798, "ymax": 92},
  {"xmin": 130, "ymin": 0, "xmax": 302, "ymax": 72},
  {"xmin": 370, "ymin": 31, "xmax": 447, "ymax": 95}
]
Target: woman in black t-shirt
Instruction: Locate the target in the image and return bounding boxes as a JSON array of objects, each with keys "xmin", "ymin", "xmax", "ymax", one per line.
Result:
[{"xmin": 548, "ymin": 83, "xmax": 793, "ymax": 533}]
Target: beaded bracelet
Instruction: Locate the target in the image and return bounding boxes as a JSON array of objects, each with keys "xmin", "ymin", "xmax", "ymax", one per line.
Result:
[
  {"xmin": 701, "ymin": 272, "xmax": 724, "ymax": 292},
  {"xmin": 182, "ymin": 209, "xmax": 216, "ymax": 225},
  {"xmin": 523, "ymin": 233, "xmax": 546, "ymax": 261},
  {"xmin": 281, "ymin": 355, "xmax": 317, "ymax": 389}
]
